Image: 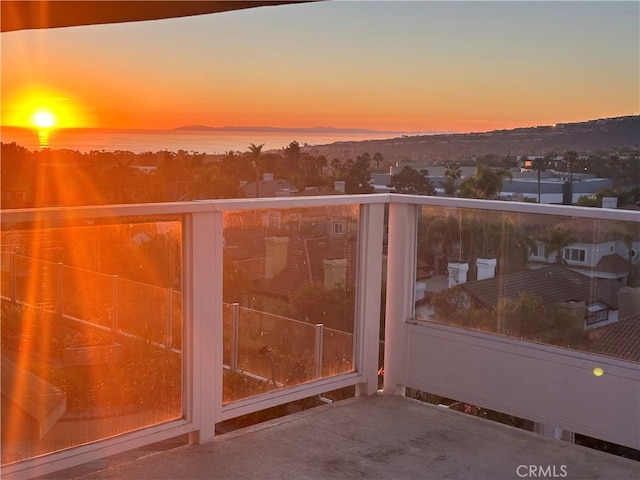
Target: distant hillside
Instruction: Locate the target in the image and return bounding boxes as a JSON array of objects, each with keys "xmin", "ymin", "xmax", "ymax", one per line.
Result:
[
  {"xmin": 173, "ymin": 125, "xmax": 408, "ymax": 134},
  {"xmin": 302, "ymin": 116, "xmax": 640, "ymax": 161}
]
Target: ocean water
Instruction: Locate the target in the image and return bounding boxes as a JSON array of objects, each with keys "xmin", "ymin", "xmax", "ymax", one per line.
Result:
[{"xmin": 1, "ymin": 127, "xmax": 405, "ymax": 154}]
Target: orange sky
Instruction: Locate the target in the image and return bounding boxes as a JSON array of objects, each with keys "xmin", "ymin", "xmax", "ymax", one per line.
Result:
[{"xmin": 1, "ymin": 2, "xmax": 638, "ymax": 133}]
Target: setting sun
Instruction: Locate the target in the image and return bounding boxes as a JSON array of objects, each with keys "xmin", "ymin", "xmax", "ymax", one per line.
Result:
[
  {"xmin": 33, "ymin": 110, "xmax": 56, "ymax": 129},
  {"xmin": 1, "ymin": 86, "xmax": 93, "ymax": 130}
]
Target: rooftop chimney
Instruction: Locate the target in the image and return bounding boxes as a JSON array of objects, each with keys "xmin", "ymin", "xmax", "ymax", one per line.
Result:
[
  {"xmin": 602, "ymin": 196, "xmax": 618, "ymax": 209},
  {"xmin": 323, "ymin": 258, "xmax": 347, "ymax": 290},
  {"xmin": 557, "ymin": 300, "xmax": 586, "ymax": 328},
  {"xmin": 265, "ymin": 237, "xmax": 289, "ymax": 279},
  {"xmin": 618, "ymin": 286, "xmax": 640, "ymax": 320},
  {"xmin": 476, "ymin": 258, "xmax": 497, "ymax": 280},
  {"xmin": 447, "ymin": 262, "xmax": 469, "ymax": 288}
]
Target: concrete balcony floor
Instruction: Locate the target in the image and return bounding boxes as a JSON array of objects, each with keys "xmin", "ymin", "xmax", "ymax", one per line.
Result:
[{"xmin": 73, "ymin": 394, "xmax": 637, "ymax": 480}]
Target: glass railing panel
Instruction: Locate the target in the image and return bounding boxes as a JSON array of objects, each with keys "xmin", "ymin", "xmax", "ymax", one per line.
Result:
[
  {"xmin": 322, "ymin": 327, "xmax": 354, "ymax": 377},
  {"xmin": 12, "ymin": 254, "xmax": 61, "ymax": 309},
  {"xmin": 116, "ymin": 277, "xmax": 169, "ymax": 343},
  {"xmin": 61, "ymin": 265, "xmax": 115, "ymax": 328},
  {"xmin": 222, "ymin": 205, "xmax": 359, "ymax": 402},
  {"xmin": 415, "ymin": 205, "xmax": 640, "ymax": 361},
  {"xmin": 223, "ymin": 307, "xmax": 317, "ymax": 403},
  {"xmin": 0, "ymin": 251, "xmax": 11, "ymax": 300},
  {"xmin": 0, "ymin": 217, "xmax": 183, "ymax": 465}
]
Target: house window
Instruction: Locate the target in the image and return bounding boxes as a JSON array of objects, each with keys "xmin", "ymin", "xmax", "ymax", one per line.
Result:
[
  {"xmin": 332, "ymin": 221, "xmax": 345, "ymax": 235},
  {"xmin": 532, "ymin": 244, "xmax": 547, "ymax": 258},
  {"xmin": 563, "ymin": 247, "xmax": 586, "ymax": 262}
]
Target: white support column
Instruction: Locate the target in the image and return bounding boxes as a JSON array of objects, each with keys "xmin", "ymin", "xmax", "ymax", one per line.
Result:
[
  {"xmin": 355, "ymin": 203, "xmax": 385, "ymax": 396},
  {"xmin": 185, "ymin": 211, "xmax": 222, "ymax": 444},
  {"xmin": 383, "ymin": 201, "xmax": 418, "ymax": 396}
]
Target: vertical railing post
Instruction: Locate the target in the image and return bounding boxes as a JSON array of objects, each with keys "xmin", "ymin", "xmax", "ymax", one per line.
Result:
[
  {"xmin": 166, "ymin": 287, "xmax": 173, "ymax": 349},
  {"xmin": 56, "ymin": 262, "xmax": 63, "ymax": 317},
  {"xmin": 10, "ymin": 252, "xmax": 17, "ymax": 302},
  {"xmin": 186, "ymin": 211, "xmax": 222, "ymax": 445},
  {"xmin": 383, "ymin": 199, "xmax": 418, "ymax": 396},
  {"xmin": 354, "ymin": 202, "xmax": 385, "ymax": 396},
  {"xmin": 231, "ymin": 302, "xmax": 239, "ymax": 371},
  {"xmin": 314, "ymin": 323, "xmax": 324, "ymax": 379},
  {"xmin": 111, "ymin": 275, "xmax": 119, "ymax": 335}
]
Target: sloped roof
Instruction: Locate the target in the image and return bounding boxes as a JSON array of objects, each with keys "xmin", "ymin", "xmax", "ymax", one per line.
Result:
[
  {"xmin": 294, "ymin": 186, "xmax": 344, "ymax": 196},
  {"xmin": 461, "ymin": 266, "xmax": 621, "ymax": 309},
  {"xmin": 595, "ymin": 253, "xmax": 630, "ymax": 274},
  {"xmin": 254, "ymin": 236, "xmax": 357, "ymax": 298},
  {"xmin": 242, "ymin": 179, "xmax": 299, "ymax": 198},
  {"xmin": 587, "ymin": 315, "xmax": 640, "ymax": 363},
  {"xmin": 228, "ymin": 233, "xmax": 356, "ymax": 299}
]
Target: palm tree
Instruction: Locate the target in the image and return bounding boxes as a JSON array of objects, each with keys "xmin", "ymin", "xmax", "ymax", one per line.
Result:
[
  {"xmin": 373, "ymin": 152, "xmax": 384, "ymax": 172},
  {"xmin": 496, "ymin": 215, "xmax": 537, "ymax": 274},
  {"xmin": 247, "ymin": 143, "xmax": 264, "ymax": 197},
  {"xmin": 459, "ymin": 165, "xmax": 512, "ymax": 199},
  {"xmin": 531, "ymin": 154, "xmax": 553, "ymax": 203},
  {"xmin": 545, "ymin": 226, "xmax": 578, "ymax": 265},
  {"xmin": 442, "ymin": 162, "xmax": 462, "ymax": 196},
  {"xmin": 418, "ymin": 213, "xmax": 460, "ymax": 274},
  {"xmin": 563, "ymin": 150, "xmax": 579, "ymax": 204}
]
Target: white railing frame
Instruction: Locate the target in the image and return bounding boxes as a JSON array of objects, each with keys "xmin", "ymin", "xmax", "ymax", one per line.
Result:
[
  {"xmin": 0, "ymin": 195, "xmax": 385, "ymax": 479},
  {"xmin": 384, "ymin": 194, "xmax": 640, "ymax": 450},
  {"xmin": 1, "ymin": 194, "xmax": 639, "ymax": 478}
]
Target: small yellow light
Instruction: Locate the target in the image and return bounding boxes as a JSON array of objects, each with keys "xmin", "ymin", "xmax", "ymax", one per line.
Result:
[{"xmin": 593, "ymin": 367, "xmax": 604, "ymax": 377}]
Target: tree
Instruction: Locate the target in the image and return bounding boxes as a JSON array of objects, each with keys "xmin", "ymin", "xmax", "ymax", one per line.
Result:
[
  {"xmin": 418, "ymin": 213, "xmax": 461, "ymax": 274},
  {"xmin": 299, "ymin": 153, "xmax": 327, "ymax": 186},
  {"xmin": 389, "ymin": 166, "xmax": 435, "ymax": 195},
  {"xmin": 332, "ymin": 154, "xmax": 374, "ymax": 194},
  {"xmin": 545, "ymin": 226, "xmax": 578, "ymax": 265},
  {"xmin": 494, "ymin": 216, "xmax": 537, "ymax": 275},
  {"xmin": 247, "ymin": 143, "xmax": 265, "ymax": 197},
  {"xmin": 291, "ymin": 282, "xmax": 355, "ymax": 333},
  {"xmin": 193, "ymin": 163, "xmax": 244, "ymax": 199},
  {"xmin": 373, "ymin": 152, "xmax": 384, "ymax": 172},
  {"xmin": 442, "ymin": 162, "xmax": 462, "ymax": 196},
  {"xmin": 283, "ymin": 141, "xmax": 301, "ymax": 172},
  {"xmin": 459, "ymin": 165, "xmax": 512, "ymax": 199},
  {"xmin": 563, "ymin": 150, "xmax": 579, "ymax": 203},
  {"xmin": 531, "ymin": 154, "xmax": 554, "ymax": 203}
]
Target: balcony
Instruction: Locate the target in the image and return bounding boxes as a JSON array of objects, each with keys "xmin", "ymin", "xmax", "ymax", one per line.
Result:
[{"xmin": 1, "ymin": 194, "xmax": 639, "ymax": 479}]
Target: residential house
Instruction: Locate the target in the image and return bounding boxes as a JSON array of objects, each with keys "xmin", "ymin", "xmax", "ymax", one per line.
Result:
[
  {"xmin": 242, "ymin": 173, "xmax": 298, "ymax": 198},
  {"xmin": 458, "ymin": 266, "xmax": 627, "ymax": 330},
  {"xmin": 527, "ymin": 217, "xmax": 639, "ymax": 284}
]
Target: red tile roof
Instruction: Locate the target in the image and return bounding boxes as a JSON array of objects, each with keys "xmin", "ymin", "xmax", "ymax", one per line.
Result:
[
  {"xmin": 461, "ymin": 266, "xmax": 622, "ymax": 309},
  {"xmin": 595, "ymin": 253, "xmax": 630, "ymax": 274},
  {"xmin": 229, "ymin": 233, "xmax": 358, "ymax": 299},
  {"xmin": 587, "ymin": 315, "xmax": 640, "ymax": 362}
]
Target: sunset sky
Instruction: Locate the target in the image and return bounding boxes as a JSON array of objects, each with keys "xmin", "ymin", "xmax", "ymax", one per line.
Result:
[{"xmin": 1, "ymin": 1, "xmax": 638, "ymax": 133}]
